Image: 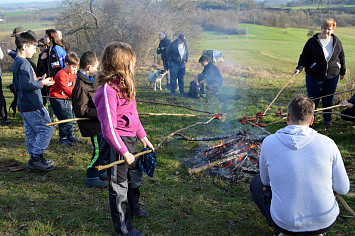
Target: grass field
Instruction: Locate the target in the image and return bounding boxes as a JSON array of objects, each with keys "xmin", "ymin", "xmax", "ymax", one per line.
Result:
[{"xmin": 0, "ymin": 24, "xmax": 354, "ymax": 235}]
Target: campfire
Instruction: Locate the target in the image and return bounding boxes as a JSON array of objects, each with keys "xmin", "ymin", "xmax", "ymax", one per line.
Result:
[{"xmin": 188, "ymin": 131, "xmax": 266, "ymax": 182}]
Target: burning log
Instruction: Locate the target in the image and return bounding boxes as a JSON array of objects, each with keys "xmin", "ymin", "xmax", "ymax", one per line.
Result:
[{"xmin": 188, "ymin": 152, "xmax": 248, "ymax": 175}]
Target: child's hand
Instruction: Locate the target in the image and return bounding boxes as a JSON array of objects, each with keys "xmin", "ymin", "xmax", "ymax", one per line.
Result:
[
  {"xmin": 340, "ymin": 100, "xmax": 353, "ymax": 108},
  {"xmin": 123, "ymin": 152, "xmax": 135, "ymax": 165},
  {"xmin": 41, "ymin": 77, "xmax": 55, "ymax": 86},
  {"xmin": 140, "ymin": 136, "xmax": 155, "ymax": 151}
]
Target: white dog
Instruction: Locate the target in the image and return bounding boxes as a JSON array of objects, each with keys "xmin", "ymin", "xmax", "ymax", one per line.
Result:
[{"xmin": 148, "ymin": 69, "xmax": 167, "ymax": 90}]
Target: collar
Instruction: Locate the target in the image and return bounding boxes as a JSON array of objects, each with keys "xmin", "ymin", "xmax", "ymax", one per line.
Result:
[{"xmin": 78, "ymin": 71, "xmax": 94, "ymax": 82}]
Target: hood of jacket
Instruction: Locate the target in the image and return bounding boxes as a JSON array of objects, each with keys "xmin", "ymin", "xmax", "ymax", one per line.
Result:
[{"xmin": 274, "ymin": 125, "xmax": 318, "ymax": 150}]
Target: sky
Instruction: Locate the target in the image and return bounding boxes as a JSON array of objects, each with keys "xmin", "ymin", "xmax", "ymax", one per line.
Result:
[{"xmin": 0, "ymin": 0, "xmax": 59, "ymax": 3}]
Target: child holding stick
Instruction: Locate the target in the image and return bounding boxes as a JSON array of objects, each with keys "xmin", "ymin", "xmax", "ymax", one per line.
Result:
[
  {"xmin": 94, "ymin": 42, "xmax": 154, "ymax": 236},
  {"xmin": 72, "ymin": 51, "xmax": 108, "ymax": 188}
]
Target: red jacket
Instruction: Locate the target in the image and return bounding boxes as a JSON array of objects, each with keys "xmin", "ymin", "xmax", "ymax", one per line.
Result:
[{"xmin": 49, "ymin": 68, "xmax": 76, "ymax": 98}]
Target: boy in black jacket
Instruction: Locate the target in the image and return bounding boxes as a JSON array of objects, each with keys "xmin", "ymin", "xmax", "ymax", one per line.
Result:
[{"xmin": 72, "ymin": 51, "xmax": 108, "ymax": 188}]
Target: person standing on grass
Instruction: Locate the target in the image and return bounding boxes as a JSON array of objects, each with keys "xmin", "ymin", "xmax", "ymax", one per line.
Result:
[
  {"xmin": 156, "ymin": 32, "xmax": 171, "ymax": 89},
  {"xmin": 250, "ymin": 94, "xmax": 349, "ymax": 236},
  {"xmin": 49, "ymin": 52, "xmax": 82, "ymax": 146},
  {"xmin": 72, "ymin": 51, "xmax": 108, "ymax": 188},
  {"xmin": 0, "ymin": 47, "xmax": 10, "ymax": 126},
  {"xmin": 12, "ymin": 32, "xmax": 55, "ymax": 171},
  {"xmin": 339, "ymin": 93, "xmax": 355, "ymax": 122},
  {"xmin": 37, "ymin": 37, "xmax": 50, "ymax": 106},
  {"xmin": 294, "ymin": 18, "xmax": 346, "ymax": 127},
  {"xmin": 167, "ymin": 34, "xmax": 188, "ymax": 96},
  {"xmin": 95, "ymin": 42, "xmax": 154, "ymax": 236}
]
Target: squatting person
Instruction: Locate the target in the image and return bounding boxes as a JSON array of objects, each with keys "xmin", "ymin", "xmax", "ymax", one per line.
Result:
[{"xmin": 250, "ymin": 94, "xmax": 349, "ymax": 235}]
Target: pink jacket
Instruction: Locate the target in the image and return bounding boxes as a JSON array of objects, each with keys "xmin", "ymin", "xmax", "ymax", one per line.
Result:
[{"xmin": 94, "ymin": 82, "xmax": 146, "ymax": 155}]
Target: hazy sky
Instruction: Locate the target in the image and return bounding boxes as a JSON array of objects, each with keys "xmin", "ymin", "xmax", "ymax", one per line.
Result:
[{"xmin": 0, "ymin": 0, "xmax": 59, "ymax": 3}]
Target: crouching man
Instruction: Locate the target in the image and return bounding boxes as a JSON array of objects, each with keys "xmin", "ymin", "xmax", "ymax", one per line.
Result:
[
  {"xmin": 250, "ymin": 94, "xmax": 349, "ymax": 236},
  {"xmin": 194, "ymin": 55, "xmax": 223, "ymax": 97}
]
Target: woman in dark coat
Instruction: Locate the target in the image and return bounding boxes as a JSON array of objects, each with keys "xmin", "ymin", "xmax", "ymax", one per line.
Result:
[{"xmin": 294, "ymin": 18, "xmax": 346, "ymax": 126}]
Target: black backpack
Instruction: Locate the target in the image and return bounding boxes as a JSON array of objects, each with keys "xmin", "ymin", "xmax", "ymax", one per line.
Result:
[{"xmin": 187, "ymin": 81, "xmax": 200, "ymax": 98}]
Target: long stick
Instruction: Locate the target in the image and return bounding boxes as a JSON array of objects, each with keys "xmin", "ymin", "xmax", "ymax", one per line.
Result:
[
  {"xmin": 314, "ymin": 112, "xmax": 355, "ymax": 120},
  {"xmin": 46, "ymin": 118, "xmax": 91, "ymax": 126},
  {"xmin": 311, "ymin": 88, "xmax": 355, "ymax": 101},
  {"xmin": 156, "ymin": 117, "xmax": 216, "ymax": 149},
  {"xmin": 188, "ymin": 152, "xmax": 247, "ymax": 175},
  {"xmin": 136, "ymin": 100, "xmax": 214, "ymax": 114},
  {"xmin": 335, "ymin": 193, "xmax": 355, "ymax": 217},
  {"xmin": 314, "ymin": 104, "xmax": 342, "ymax": 112},
  {"xmin": 262, "ymin": 74, "xmax": 295, "ymax": 116},
  {"xmin": 139, "ymin": 112, "xmax": 212, "ymax": 117},
  {"xmin": 95, "ymin": 149, "xmax": 153, "ymax": 171}
]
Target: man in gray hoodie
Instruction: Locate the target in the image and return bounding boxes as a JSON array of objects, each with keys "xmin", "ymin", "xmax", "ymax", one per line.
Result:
[{"xmin": 250, "ymin": 94, "xmax": 349, "ymax": 236}]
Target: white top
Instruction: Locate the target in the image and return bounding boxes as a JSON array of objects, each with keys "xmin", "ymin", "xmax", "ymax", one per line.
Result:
[
  {"xmin": 319, "ymin": 37, "xmax": 334, "ymax": 61},
  {"xmin": 260, "ymin": 125, "xmax": 349, "ymax": 232},
  {"xmin": 0, "ymin": 48, "xmax": 3, "ymax": 76},
  {"xmin": 178, "ymin": 43, "xmax": 185, "ymax": 61}
]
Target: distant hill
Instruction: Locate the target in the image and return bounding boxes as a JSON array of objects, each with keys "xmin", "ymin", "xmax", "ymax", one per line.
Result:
[{"xmin": 0, "ymin": 1, "xmax": 60, "ymax": 13}]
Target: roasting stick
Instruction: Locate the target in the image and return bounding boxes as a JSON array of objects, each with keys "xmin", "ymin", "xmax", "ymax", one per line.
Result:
[
  {"xmin": 96, "ymin": 114, "xmax": 225, "ymax": 171},
  {"xmin": 96, "ymin": 149, "xmax": 153, "ymax": 171},
  {"xmin": 255, "ymin": 74, "xmax": 296, "ymax": 124},
  {"xmin": 46, "ymin": 117, "xmax": 91, "ymax": 126},
  {"xmin": 46, "ymin": 112, "xmax": 221, "ymax": 127},
  {"xmin": 314, "ymin": 104, "xmax": 343, "ymax": 112},
  {"xmin": 335, "ymin": 193, "xmax": 355, "ymax": 217}
]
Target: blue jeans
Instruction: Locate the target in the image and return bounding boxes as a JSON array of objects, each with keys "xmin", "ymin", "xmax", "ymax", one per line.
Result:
[
  {"xmin": 49, "ymin": 98, "xmax": 74, "ymax": 139},
  {"xmin": 169, "ymin": 62, "xmax": 186, "ymax": 94},
  {"xmin": 306, "ymin": 74, "xmax": 339, "ymax": 122},
  {"xmin": 21, "ymin": 107, "xmax": 54, "ymax": 156}
]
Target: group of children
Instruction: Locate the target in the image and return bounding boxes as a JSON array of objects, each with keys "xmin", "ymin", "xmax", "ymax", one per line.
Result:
[{"xmin": 13, "ymin": 31, "xmax": 153, "ymax": 235}]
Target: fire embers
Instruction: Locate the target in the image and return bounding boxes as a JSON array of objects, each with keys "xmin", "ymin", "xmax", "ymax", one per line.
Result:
[{"xmin": 188, "ymin": 132, "xmax": 265, "ymax": 182}]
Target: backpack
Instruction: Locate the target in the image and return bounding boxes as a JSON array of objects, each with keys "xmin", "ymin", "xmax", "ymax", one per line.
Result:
[{"xmin": 187, "ymin": 81, "xmax": 200, "ymax": 98}]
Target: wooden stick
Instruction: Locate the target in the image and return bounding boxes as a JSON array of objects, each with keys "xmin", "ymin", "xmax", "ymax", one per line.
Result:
[
  {"xmin": 188, "ymin": 152, "xmax": 247, "ymax": 175},
  {"xmin": 95, "ymin": 149, "xmax": 153, "ymax": 171},
  {"xmin": 262, "ymin": 74, "xmax": 295, "ymax": 116},
  {"xmin": 314, "ymin": 104, "xmax": 342, "ymax": 112},
  {"xmin": 136, "ymin": 100, "xmax": 214, "ymax": 114},
  {"xmin": 335, "ymin": 193, "xmax": 355, "ymax": 217},
  {"xmin": 314, "ymin": 112, "xmax": 355, "ymax": 120},
  {"xmin": 156, "ymin": 117, "xmax": 216, "ymax": 149},
  {"xmin": 311, "ymin": 88, "xmax": 355, "ymax": 101},
  {"xmin": 246, "ymin": 121, "xmax": 271, "ymax": 135},
  {"xmin": 139, "ymin": 112, "xmax": 212, "ymax": 117},
  {"xmin": 45, "ymin": 118, "xmax": 91, "ymax": 127}
]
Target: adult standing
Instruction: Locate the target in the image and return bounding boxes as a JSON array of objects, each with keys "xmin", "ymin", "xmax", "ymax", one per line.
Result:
[
  {"xmin": 156, "ymin": 32, "xmax": 171, "ymax": 89},
  {"xmin": 250, "ymin": 94, "xmax": 349, "ymax": 235},
  {"xmin": 294, "ymin": 18, "xmax": 346, "ymax": 126},
  {"xmin": 167, "ymin": 34, "xmax": 188, "ymax": 96},
  {"xmin": 0, "ymin": 47, "xmax": 9, "ymax": 125}
]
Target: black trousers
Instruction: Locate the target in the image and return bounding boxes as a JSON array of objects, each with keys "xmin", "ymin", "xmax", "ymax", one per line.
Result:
[
  {"xmin": 0, "ymin": 76, "xmax": 8, "ymax": 122},
  {"xmin": 341, "ymin": 106, "xmax": 355, "ymax": 122},
  {"xmin": 101, "ymin": 136, "xmax": 143, "ymax": 235}
]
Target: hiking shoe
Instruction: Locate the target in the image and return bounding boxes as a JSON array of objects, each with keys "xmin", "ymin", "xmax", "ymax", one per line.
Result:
[
  {"xmin": 132, "ymin": 209, "xmax": 149, "ymax": 218},
  {"xmin": 59, "ymin": 138, "xmax": 73, "ymax": 146},
  {"xmin": 99, "ymin": 172, "xmax": 109, "ymax": 181},
  {"xmin": 68, "ymin": 136, "xmax": 83, "ymax": 143},
  {"xmin": 201, "ymin": 93, "xmax": 206, "ymax": 98},
  {"xmin": 27, "ymin": 159, "xmax": 54, "ymax": 171},
  {"xmin": 86, "ymin": 178, "xmax": 108, "ymax": 188}
]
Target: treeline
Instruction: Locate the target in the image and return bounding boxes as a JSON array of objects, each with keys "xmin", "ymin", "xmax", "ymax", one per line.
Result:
[{"xmin": 57, "ymin": 0, "xmax": 201, "ymax": 65}]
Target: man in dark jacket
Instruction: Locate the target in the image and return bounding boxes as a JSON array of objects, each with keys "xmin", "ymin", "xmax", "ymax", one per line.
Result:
[
  {"xmin": 195, "ymin": 55, "xmax": 223, "ymax": 97},
  {"xmin": 157, "ymin": 32, "xmax": 171, "ymax": 89},
  {"xmin": 72, "ymin": 51, "xmax": 108, "ymax": 188},
  {"xmin": 167, "ymin": 34, "xmax": 188, "ymax": 96},
  {"xmin": 339, "ymin": 93, "xmax": 355, "ymax": 122}
]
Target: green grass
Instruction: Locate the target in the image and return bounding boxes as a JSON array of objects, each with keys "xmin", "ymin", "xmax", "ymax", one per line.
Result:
[{"xmin": 0, "ymin": 25, "xmax": 354, "ymax": 235}]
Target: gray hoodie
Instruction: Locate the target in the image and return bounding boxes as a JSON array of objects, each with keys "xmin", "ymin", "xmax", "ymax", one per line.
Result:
[{"xmin": 260, "ymin": 125, "xmax": 349, "ymax": 232}]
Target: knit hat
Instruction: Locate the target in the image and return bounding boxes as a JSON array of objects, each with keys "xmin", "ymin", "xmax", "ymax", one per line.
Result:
[
  {"xmin": 178, "ymin": 34, "xmax": 186, "ymax": 42},
  {"xmin": 11, "ymin": 27, "xmax": 26, "ymax": 37},
  {"xmin": 159, "ymin": 32, "xmax": 166, "ymax": 38}
]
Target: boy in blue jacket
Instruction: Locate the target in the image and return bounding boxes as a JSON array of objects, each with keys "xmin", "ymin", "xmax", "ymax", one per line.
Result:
[{"xmin": 12, "ymin": 32, "xmax": 55, "ymax": 171}]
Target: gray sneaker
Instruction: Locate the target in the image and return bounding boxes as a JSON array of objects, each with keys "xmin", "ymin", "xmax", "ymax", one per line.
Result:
[
  {"xmin": 86, "ymin": 178, "xmax": 108, "ymax": 188},
  {"xmin": 27, "ymin": 159, "xmax": 54, "ymax": 171}
]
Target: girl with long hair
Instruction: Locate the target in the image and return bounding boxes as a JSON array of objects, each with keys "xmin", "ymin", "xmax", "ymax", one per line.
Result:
[
  {"xmin": 95, "ymin": 42, "xmax": 154, "ymax": 236},
  {"xmin": 44, "ymin": 29, "xmax": 67, "ymax": 79}
]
